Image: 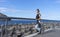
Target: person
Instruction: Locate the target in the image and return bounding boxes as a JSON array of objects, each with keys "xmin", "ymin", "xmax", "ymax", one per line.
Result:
[{"xmin": 35, "ymin": 9, "xmax": 41, "ymax": 34}]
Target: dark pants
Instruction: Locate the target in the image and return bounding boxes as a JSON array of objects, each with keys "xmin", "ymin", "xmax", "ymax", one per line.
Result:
[
  {"xmin": 37, "ymin": 20, "xmax": 39, "ymax": 24},
  {"xmin": 37, "ymin": 20, "xmax": 42, "ymax": 34}
]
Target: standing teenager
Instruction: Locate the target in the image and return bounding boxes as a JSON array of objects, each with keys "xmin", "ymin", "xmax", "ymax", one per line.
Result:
[{"xmin": 36, "ymin": 9, "xmax": 41, "ymax": 34}]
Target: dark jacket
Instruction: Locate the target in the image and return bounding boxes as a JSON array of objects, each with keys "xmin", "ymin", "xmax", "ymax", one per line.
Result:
[{"xmin": 36, "ymin": 14, "xmax": 40, "ymax": 19}]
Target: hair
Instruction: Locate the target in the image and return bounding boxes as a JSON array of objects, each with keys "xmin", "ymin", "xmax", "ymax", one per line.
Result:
[{"xmin": 36, "ymin": 9, "xmax": 40, "ymax": 13}]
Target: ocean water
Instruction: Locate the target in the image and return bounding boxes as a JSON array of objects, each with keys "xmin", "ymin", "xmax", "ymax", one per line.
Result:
[
  {"xmin": 0, "ymin": 20, "xmax": 36, "ymax": 25},
  {"xmin": 0, "ymin": 19, "xmax": 60, "ymax": 25}
]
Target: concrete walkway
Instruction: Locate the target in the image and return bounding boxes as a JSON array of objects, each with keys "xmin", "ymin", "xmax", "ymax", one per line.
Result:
[
  {"xmin": 25, "ymin": 28, "xmax": 53, "ymax": 37},
  {"xmin": 34, "ymin": 28, "xmax": 60, "ymax": 37}
]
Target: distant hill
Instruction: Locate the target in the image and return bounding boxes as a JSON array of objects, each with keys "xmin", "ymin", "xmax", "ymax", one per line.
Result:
[
  {"xmin": 0, "ymin": 13, "xmax": 7, "ymax": 17},
  {"xmin": 0, "ymin": 13, "xmax": 8, "ymax": 21}
]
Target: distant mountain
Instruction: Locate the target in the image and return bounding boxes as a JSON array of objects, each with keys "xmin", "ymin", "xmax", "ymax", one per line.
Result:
[
  {"xmin": 0, "ymin": 13, "xmax": 8, "ymax": 21},
  {"xmin": 0, "ymin": 13, "xmax": 7, "ymax": 17}
]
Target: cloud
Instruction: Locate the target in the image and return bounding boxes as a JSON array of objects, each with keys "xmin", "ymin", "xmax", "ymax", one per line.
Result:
[
  {"xmin": 0, "ymin": 7, "xmax": 35, "ymax": 18},
  {"xmin": 0, "ymin": 7, "xmax": 33, "ymax": 13},
  {"xmin": 0, "ymin": 7, "xmax": 7, "ymax": 12}
]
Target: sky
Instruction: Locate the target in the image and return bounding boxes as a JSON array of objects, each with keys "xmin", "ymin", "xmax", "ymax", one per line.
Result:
[{"xmin": 0, "ymin": 0, "xmax": 60, "ymax": 20}]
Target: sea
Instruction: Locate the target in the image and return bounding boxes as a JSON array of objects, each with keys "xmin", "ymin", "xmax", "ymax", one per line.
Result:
[{"xmin": 0, "ymin": 19, "xmax": 60, "ymax": 25}]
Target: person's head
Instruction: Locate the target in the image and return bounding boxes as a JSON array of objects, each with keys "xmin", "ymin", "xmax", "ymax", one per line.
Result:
[{"xmin": 36, "ymin": 9, "xmax": 40, "ymax": 14}]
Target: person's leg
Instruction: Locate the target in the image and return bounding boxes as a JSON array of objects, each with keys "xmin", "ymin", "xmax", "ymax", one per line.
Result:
[
  {"xmin": 37, "ymin": 20, "xmax": 39, "ymax": 24},
  {"xmin": 36, "ymin": 20, "xmax": 42, "ymax": 34},
  {"xmin": 38, "ymin": 22, "xmax": 42, "ymax": 34},
  {"xmin": 39, "ymin": 28, "xmax": 41, "ymax": 34}
]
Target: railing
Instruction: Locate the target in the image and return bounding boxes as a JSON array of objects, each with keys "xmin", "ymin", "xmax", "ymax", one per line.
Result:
[
  {"xmin": 0, "ymin": 17, "xmax": 60, "ymax": 37},
  {"xmin": 0, "ymin": 17, "xmax": 36, "ymax": 37}
]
